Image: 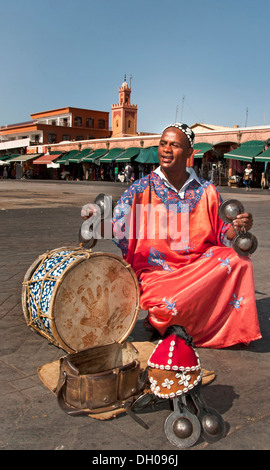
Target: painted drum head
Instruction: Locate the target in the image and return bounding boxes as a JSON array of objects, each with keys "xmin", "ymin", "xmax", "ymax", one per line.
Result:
[
  {"xmin": 218, "ymin": 199, "xmax": 245, "ymax": 224},
  {"xmin": 22, "ymin": 248, "xmax": 140, "ymax": 353}
]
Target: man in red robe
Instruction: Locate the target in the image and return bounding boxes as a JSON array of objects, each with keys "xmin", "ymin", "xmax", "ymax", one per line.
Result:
[{"xmin": 82, "ymin": 123, "xmax": 261, "ymax": 349}]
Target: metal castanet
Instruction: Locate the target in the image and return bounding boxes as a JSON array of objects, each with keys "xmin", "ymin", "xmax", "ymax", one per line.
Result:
[
  {"xmin": 233, "ymin": 232, "xmax": 258, "ymax": 256},
  {"xmin": 94, "ymin": 193, "xmax": 115, "ymax": 220},
  {"xmin": 218, "ymin": 198, "xmax": 258, "ymax": 256},
  {"xmin": 218, "ymin": 199, "xmax": 245, "ymax": 224},
  {"xmin": 78, "ymin": 228, "xmax": 97, "ymax": 249},
  {"xmin": 190, "ymin": 389, "xmax": 225, "ymax": 443},
  {"xmin": 79, "ymin": 193, "xmax": 115, "ymax": 248},
  {"xmin": 164, "ymin": 396, "xmax": 201, "ymax": 448}
]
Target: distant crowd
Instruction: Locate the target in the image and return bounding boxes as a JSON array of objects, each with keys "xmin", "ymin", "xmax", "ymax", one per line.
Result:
[{"xmin": 1, "ymin": 160, "xmax": 269, "ymax": 190}]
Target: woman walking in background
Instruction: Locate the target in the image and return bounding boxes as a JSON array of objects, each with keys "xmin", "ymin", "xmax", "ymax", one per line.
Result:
[{"xmin": 243, "ymin": 163, "xmax": 253, "ymax": 191}]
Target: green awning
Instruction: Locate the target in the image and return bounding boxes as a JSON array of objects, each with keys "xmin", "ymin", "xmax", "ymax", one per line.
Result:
[
  {"xmin": 68, "ymin": 148, "xmax": 93, "ymax": 163},
  {"xmin": 57, "ymin": 150, "xmax": 80, "ymax": 164},
  {"xmin": 0, "ymin": 154, "xmax": 20, "ymax": 165},
  {"xmin": 255, "ymin": 146, "xmax": 270, "ymax": 162},
  {"xmin": 0, "ymin": 154, "xmax": 20, "ymax": 162},
  {"xmin": 81, "ymin": 148, "xmax": 108, "ymax": 163},
  {"xmin": 115, "ymin": 147, "xmax": 141, "ymax": 162},
  {"xmin": 99, "ymin": 148, "xmax": 124, "ymax": 163},
  {"xmin": 193, "ymin": 142, "xmax": 212, "ymax": 158},
  {"xmin": 135, "ymin": 147, "xmax": 159, "ymax": 164},
  {"xmin": 224, "ymin": 140, "xmax": 265, "ymax": 162}
]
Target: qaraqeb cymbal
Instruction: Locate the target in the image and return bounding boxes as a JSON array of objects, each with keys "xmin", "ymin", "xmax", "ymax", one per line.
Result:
[
  {"xmin": 218, "ymin": 199, "xmax": 245, "ymax": 224},
  {"xmin": 232, "ymin": 232, "xmax": 258, "ymax": 256}
]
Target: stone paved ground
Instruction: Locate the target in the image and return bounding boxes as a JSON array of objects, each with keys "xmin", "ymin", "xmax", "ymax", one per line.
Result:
[{"xmin": 0, "ymin": 180, "xmax": 269, "ymax": 451}]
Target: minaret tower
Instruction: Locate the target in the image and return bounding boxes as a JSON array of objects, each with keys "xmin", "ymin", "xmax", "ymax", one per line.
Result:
[{"xmin": 111, "ymin": 75, "xmax": 138, "ymax": 137}]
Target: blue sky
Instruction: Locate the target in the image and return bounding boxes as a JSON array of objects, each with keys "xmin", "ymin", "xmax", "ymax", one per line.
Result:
[{"xmin": 1, "ymin": 0, "xmax": 269, "ymax": 133}]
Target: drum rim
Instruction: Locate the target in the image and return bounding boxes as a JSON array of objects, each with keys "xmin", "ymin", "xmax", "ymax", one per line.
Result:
[
  {"xmin": 22, "ymin": 252, "xmax": 45, "ymax": 325},
  {"xmin": 22, "ymin": 246, "xmax": 89, "ymax": 348},
  {"xmin": 22, "ymin": 247, "xmax": 140, "ymax": 353}
]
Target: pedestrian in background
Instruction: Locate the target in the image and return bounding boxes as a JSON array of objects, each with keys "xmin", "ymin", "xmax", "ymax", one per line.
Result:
[
  {"xmin": 114, "ymin": 165, "xmax": 118, "ymax": 182},
  {"xmin": 243, "ymin": 163, "xmax": 253, "ymax": 191}
]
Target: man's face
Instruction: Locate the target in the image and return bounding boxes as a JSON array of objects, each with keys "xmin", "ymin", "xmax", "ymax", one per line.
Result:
[{"xmin": 158, "ymin": 128, "xmax": 193, "ymax": 174}]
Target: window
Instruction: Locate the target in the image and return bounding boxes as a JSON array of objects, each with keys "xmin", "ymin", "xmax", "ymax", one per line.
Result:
[
  {"xmin": 74, "ymin": 116, "xmax": 82, "ymax": 127},
  {"xmin": 48, "ymin": 133, "xmax": 57, "ymax": 144},
  {"xmin": 86, "ymin": 118, "xmax": 94, "ymax": 128},
  {"xmin": 61, "ymin": 118, "xmax": 69, "ymax": 127},
  {"xmin": 128, "ymin": 120, "xmax": 131, "ymax": 128},
  {"xmin": 98, "ymin": 119, "xmax": 105, "ymax": 129},
  {"xmin": 76, "ymin": 136, "xmax": 84, "ymax": 141},
  {"xmin": 62, "ymin": 135, "xmax": 71, "ymax": 141}
]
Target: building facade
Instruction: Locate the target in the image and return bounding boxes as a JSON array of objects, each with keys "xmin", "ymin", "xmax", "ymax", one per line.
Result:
[
  {"xmin": 1, "ymin": 79, "xmax": 270, "ymax": 186},
  {"xmin": 0, "ymin": 107, "xmax": 111, "ymax": 152}
]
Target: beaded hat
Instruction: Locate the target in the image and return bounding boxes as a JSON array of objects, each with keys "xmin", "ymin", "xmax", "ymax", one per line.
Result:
[
  {"xmin": 148, "ymin": 326, "xmax": 202, "ymax": 398},
  {"xmin": 162, "ymin": 123, "xmax": 195, "ymax": 147}
]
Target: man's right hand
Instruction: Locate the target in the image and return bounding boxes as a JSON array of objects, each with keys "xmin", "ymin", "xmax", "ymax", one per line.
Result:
[{"xmin": 81, "ymin": 203, "xmax": 97, "ymax": 220}]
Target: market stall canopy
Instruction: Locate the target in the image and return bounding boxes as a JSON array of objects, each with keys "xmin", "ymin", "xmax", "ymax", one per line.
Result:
[
  {"xmin": 193, "ymin": 142, "xmax": 212, "ymax": 158},
  {"xmin": 56, "ymin": 150, "xmax": 80, "ymax": 164},
  {"xmin": 224, "ymin": 140, "xmax": 265, "ymax": 162},
  {"xmin": 0, "ymin": 154, "xmax": 20, "ymax": 165},
  {"xmin": 32, "ymin": 153, "xmax": 62, "ymax": 165},
  {"xmin": 68, "ymin": 148, "xmax": 93, "ymax": 163},
  {"xmin": 135, "ymin": 147, "xmax": 159, "ymax": 164},
  {"xmin": 115, "ymin": 147, "xmax": 141, "ymax": 162},
  {"xmin": 8, "ymin": 154, "xmax": 42, "ymax": 162},
  {"xmin": 99, "ymin": 148, "xmax": 124, "ymax": 163},
  {"xmin": 255, "ymin": 146, "xmax": 270, "ymax": 162},
  {"xmin": 81, "ymin": 148, "xmax": 108, "ymax": 163}
]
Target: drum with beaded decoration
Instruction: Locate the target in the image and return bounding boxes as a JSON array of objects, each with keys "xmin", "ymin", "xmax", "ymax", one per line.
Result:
[{"xmin": 22, "ymin": 247, "xmax": 140, "ymax": 353}]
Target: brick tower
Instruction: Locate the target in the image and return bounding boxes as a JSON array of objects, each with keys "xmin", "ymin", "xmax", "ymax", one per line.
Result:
[{"xmin": 111, "ymin": 75, "xmax": 137, "ymax": 137}]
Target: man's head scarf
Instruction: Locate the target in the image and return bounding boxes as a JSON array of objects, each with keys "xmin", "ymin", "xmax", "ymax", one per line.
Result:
[{"xmin": 162, "ymin": 123, "xmax": 195, "ymax": 147}]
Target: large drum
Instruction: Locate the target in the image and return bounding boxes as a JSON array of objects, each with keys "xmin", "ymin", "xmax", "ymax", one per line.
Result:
[{"xmin": 22, "ymin": 247, "xmax": 140, "ymax": 353}]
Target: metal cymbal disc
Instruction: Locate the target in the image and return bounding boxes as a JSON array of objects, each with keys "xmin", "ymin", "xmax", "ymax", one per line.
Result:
[
  {"xmin": 131, "ymin": 393, "xmax": 157, "ymax": 412},
  {"xmin": 78, "ymin": 228, "xmax": 97, "ymax": 249},
  {"xmin": 94, "ymin": 193, "xmax": 113, "ymax": 220},
  {"xmin": 218, "ymin": 199, "xmax": 245, "ymax": 224},
  {"xmin": 164, "ymin": 407, "xmax": 201, "ymax": 448},
  {"xmin": 198, "ymin": 408, "xmax": 225, "ymax": 443},
  {"xmin": 232, "ymin": 232, "xmax": 258, "ymax": 256}
]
